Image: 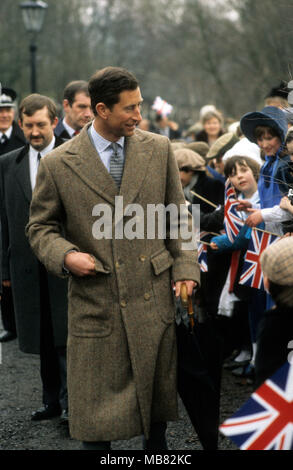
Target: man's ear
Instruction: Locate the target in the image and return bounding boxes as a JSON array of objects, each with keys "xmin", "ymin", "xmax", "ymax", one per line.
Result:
[
  {"xmin": 63, "ymin": 99, "xmax": 70, "ymax": 112},
  {"xmin": 51, "ymin": 116, "xmax": 58, "ymax": 131},
  {"xmin": 95, "ymin": 102, "xmax": 109, "ymax": 120},
  {"xmin": 18, "ymin": 119, "xmax": 23, "ymax": 129}
]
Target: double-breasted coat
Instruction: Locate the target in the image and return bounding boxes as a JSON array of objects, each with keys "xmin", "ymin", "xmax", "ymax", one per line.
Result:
[
  {"xmin": 0, "ymin": 140, "xmax": 68, "ymax": 354},
  {"xmin": 26, "ymin": 124, "xmax": 200, "ymax": 441}
]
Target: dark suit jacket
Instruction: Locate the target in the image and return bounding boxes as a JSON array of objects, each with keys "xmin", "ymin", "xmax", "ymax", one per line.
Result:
[
  {"xmin": 0, "ymin": 122, "xmax": 26, "ymax": 156},
  {"xmin": 0, "ymin": 137, "xmax": 68, "ymax": 353},
  {"xmin": 54, "ymin": 119, "xmax": 71, "ymax": 140}
]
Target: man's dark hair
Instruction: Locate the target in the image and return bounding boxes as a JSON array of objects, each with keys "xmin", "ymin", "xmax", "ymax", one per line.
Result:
[
  {"xmin": 19, "ymin": 94, "xmax": 57, "ymax": 123},
  {"xmin": 88, "ymin": 67, "xmax": 139, "ymax": 116},
  {"xmin": 63, "ymin": 80, "xmax": 89, "ymax": 106}
]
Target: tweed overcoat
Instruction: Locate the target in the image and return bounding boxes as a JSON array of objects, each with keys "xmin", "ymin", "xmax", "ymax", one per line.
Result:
[
  {"xmin": 0, "ymin": 142, "xmax": 68, "ymax": 353},
  {"xmin": 26, "ymin": 123, "xmax": 200, "ymax": 441}
]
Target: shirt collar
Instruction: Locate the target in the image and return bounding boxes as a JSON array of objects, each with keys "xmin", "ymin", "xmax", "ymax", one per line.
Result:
[
  {"xmin": 62, "ymin": 118, "xmax": 76, "ymax": 138},
  {"xmin": 0, "ymin": 125, "xmax": 13, "ymax": 139},
  {"xmin": 90, "ymin": 123, "xmax": 125, "ymax": 153},
  {"xmin": 30, "ymin": 136, "xmax": 56, "ymax": 159}
]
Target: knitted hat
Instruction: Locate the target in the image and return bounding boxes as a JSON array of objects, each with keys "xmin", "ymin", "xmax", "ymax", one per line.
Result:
[
  {"xmin": 260, "ymin": 237, "xmax": 293, "ymax": 306},
  {"xmin": 174, "ymin": 148, "xmax": 206, "ymax": 172},
  {"xmin": 206, "ymin": 132, "xmax": 239, "ymax": 160},
  {"xmin": 240, "ymin": 106, "xmax": 288, "ymax": 144},
  {"xmin": 223, "ymin": 137, "xmax": 263, "ymax": 165}
]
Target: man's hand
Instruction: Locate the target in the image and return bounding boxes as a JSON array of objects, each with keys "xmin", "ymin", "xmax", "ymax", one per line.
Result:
[
  {"xmin": 64, "ymin": 252, "xmax": 96, "ymax": 277},
  {"xmin": 175, "ymin": 280, "xmax": 197, "ymax": 297},
  {"xmin": 236, "ymin": 200, "xmax": 252, "ymax": 212},
  {"xmin": 245, "ymin": 208, "xmax": 263, "ymax": 227},
  {"xmin": 2, "ymin": 280, "xmax": 11, "ymax": 287}
]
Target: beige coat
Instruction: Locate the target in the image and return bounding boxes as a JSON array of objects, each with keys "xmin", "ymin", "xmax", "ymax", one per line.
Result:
[{"xmin": 26, "ymin": 123, "xmax": 200, "ymax": 441}]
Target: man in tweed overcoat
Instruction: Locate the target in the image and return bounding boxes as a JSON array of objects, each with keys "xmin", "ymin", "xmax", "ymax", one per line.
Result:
[{"xmin": 26, "ymin": 67, "xmax": 200, "ymax": 450}]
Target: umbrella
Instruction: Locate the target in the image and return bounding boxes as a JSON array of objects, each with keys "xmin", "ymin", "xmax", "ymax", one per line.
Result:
[{"xmin": 176, "ymin": 283, "xmax": 224, "ymax": 450}]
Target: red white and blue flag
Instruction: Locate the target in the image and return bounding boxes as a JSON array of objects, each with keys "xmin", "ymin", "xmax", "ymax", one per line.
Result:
[
  {"xmin": 220, "ymin": 361, "xmax": 293, "ymax": 450},
  {"xmin": 224, "ymin": 180, "xmax": 244, "ymax": 243},
  {"xmin": 239, "ymin": 228, "xmax": 279, "ymax": 290},
  {"xmin": 198, "ymin": 231, "xmax": 209, "ymax": 272}
]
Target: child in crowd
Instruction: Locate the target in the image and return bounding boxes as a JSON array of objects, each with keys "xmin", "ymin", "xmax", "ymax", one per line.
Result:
[
  {"xmin": 239, "ymin": 106, "xmax": 293, "ymax": 235},
  {"xmin": 210, "ymin": 156, "xmax": 263, "ymax": 378}
]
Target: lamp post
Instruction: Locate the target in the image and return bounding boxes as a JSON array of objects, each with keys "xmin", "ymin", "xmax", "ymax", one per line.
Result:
[{"xmin": 20, "ymin": 0, "xmax": 48, "ymax": 93}]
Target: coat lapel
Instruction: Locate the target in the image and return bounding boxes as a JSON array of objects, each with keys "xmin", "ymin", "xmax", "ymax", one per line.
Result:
[
  {"xmin": 15, "ymin": 148, "xmax": 32, "ymax": 202},
  {"xmin": 60, "ymin": 124, "xmax": 155, "ymax": 208},
  {"xmin": 60, "ymin": 124, "xmax": 118, "ymax": 206},
  {"xmin": 119, "ymin": 130, "xmax": 154, "ymax": 208}
]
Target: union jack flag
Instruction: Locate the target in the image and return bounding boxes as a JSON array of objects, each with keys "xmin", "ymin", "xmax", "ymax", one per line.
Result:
[
  {"xmin": 239, "ymin": 228, "xmax": 279, "ymax": 290},
  {"xmin": 197, "ymin": 231, "xmax": 210, "ymax": 272},
  {"xmin": 220, "ymin": 361, "xmax": 293, "ymax": 450},
  {"xmin": 224, "ymin": 180, "xmax": 244, "ymax": 243}
]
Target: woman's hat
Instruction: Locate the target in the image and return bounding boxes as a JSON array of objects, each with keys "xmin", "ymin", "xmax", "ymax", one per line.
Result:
[{"xmin": 240, "ymin": 106, "xmax": 288, "ymax": 144}]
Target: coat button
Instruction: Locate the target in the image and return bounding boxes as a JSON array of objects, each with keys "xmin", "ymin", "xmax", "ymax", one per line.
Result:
[
  {"xmin": 144, "ymin": 293, "xmax": 150, "ymax": 301},
  {"xmin": 139, "ymin": 255, "xmax": 147, "ymax": 262},
  {"xmin": 120, "ymin": 300, "xmax": 127, "ymax": 308},
  {"xmin": 115, "ymin": 261, "xmax": 120, "ymax": 269}
]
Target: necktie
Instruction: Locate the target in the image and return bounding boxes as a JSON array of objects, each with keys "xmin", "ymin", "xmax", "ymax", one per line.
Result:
[
  {"xmin": 37, "ymin": 152, "xmax": 42, "ymax": 167},
  {"xmin": 0, "ymin": 134, "xmax": 8, "ymax": 145},
  {"xmin": 109, "ymin": 142, "xmax": 124, "ymax": 189},
  {"xmin": 73, "ymin": 130, "xmax": 80, "ymax": 136}
]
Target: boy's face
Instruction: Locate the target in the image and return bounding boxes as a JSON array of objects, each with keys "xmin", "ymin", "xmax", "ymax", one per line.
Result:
[
  {"xmin": 179, "ymin": 168, "xmax": 194, "ymax": 187},
  {"xmin": 256, "ymin": 129, "xmax": 281, "ymax": 156},
  {"xmin": 228, "ymin": 162, "xmax": 257, "ymax": 196}
]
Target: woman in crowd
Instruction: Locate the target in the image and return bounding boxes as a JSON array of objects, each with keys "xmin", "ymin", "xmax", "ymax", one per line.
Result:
[{"xmin": 195, "ymin": 109, "xmax": 225, "ymax": 147}]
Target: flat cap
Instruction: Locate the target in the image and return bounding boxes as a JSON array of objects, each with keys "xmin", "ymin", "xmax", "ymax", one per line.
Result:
[
  {"xmin": 261, "ymin": 237, "xmax": 293, "ymax": 285},
  {"xmin": 174, "ymin": 148, "xmax": 206, "ymax": 172},
  {"xmin": 171, "ymin": 142, "xmax": 187, "ymax": 151},
  {"xmin": 260, "ymin": 237, "xmax": 293, "ymax": 306},
  {"xmin": 206, "ymin": 132, "xmax": 239, "ymax": 160},
  {"xmin": 185, "ymin": 141, "xmax": 210, "ymax": 158}
]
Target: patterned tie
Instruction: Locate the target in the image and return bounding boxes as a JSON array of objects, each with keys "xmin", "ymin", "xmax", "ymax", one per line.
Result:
[{"xmin": 109, "ymin": 142, "xmax": 124, "ymax": 189}]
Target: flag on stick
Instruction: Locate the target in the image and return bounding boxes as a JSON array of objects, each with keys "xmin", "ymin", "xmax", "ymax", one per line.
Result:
[
  {"xmin": 239, "ymin": 227, "xmax": 279, "ymax": 290},
  {"xmin": 224, "ymin": 180, "xmax": 244, "ymax": 243}
]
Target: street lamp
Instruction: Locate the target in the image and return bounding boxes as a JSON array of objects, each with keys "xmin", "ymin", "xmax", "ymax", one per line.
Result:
[{"xmin": 20, "ymin": 0, "xmax": 48, "ymax": 93}]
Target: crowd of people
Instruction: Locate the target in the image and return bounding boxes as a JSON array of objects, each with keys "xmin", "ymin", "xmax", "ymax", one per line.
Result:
[{"xmin": 0, "ymin": 70, "xmax": 292, "ymax": 451}]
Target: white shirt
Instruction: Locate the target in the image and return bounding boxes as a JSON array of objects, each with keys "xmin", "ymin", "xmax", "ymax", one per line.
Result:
[
  {"xmin": 0, "ymin": 125, "xmax": 13, "ymax": 141},
  {"xmin": 29, "ymin": 136, "xmax": 55, "ymax": 190},
  {"xmin": 62, "ymin": 118, "xmax": 76, "ymax": 138},
  {"xmin": 89, "ymin": 123, "xmax": 125, "ymax": 172}
]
